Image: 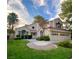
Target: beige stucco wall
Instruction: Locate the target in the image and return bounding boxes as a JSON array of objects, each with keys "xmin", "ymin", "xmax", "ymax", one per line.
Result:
[
  {"xmin": 49, "ymin": 18, "xmax": 63, "ymax": 28},
  {"xmin": 15, "ymin": 23, "xmax": 43, "ymax": 38},
  {"xmin": 15, "ymin": 22, "xmax": 71, "ymax": 41},
  {"xmin": 49, "ymin": 35, "xmax": 71, "ymax": 42},
  {"xmin": 44, "ymin": 29, "xmax": 51, "ymax": 36},
  {"xmin": 44, "ymin": 28, "xmax": 71, "ymax": 42},
  {"xmin": 15, "ymin": 26, "xmax": 30, "ymax": 37}
]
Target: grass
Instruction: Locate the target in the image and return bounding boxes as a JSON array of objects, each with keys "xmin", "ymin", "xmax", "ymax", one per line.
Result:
[{"xmin": 7, "ymin": 40, "xmax": 72, "ymax": 59}]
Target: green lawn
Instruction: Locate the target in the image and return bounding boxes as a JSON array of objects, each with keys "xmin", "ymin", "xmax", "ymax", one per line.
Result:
[{"xmin": 7, "ymin": 40, "xmax": 72, "ymax": 59}]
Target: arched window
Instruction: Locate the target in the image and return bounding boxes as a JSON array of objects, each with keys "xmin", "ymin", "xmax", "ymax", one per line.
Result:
[{"xmin": 22, "ymin": 30, "xmax": 26, "ymax": 35}]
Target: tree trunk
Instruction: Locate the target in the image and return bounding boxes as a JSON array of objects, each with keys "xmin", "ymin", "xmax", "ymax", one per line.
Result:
[
  {"xmin": 9, "ymin": 24, "xmax": 15, "ymax": 39},
  {"xmin": 12, "ymin": 24, "xmax": 14, "ymax": 30}
]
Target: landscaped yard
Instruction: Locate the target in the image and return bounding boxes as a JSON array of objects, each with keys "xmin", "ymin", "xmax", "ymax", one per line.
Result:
[{"xmin": 7, "ymin": 40, "xmax": 72, "ymax": 59}]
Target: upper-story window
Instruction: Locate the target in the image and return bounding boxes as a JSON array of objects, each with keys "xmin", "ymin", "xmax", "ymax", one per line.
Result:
[{"xmin": 56, "ymin": 22, "xmax": 61, "ymax": 29}]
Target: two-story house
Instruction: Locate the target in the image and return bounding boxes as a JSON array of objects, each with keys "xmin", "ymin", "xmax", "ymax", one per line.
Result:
[{"xmin": 15, "ymin": 18, "xmax": 71, "ymax": 42}]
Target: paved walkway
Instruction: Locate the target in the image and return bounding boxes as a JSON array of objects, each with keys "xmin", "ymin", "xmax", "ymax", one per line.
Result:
[
  {"xmin": 26, "ymin": 39, "xmax": 58, "ymax": 44},
  {"xmin": 26, "ymin": 39, "xmax": 57, "ymax": 50}
]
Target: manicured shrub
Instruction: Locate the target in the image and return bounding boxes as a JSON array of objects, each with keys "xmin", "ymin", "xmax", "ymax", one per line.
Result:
[
  {"xmin": 28, "ymin": 35, "xmax": 32, "ymax": 39},
  {"xmin": 16, "ymin": 35, "xmax": 20, "ymax": 38},
  {"xmin": 14, "ymin": 38, "xmax": 21, "ymax": 40},
  {"xmin": 44, "ymin": 36, "xmax": 50, "ymax": 41},
  {"xmin": 15, "ymin": 34, "xmax": 32, "ymax": 39},
  {"xmin": 15, "ymin": 35, "xmax": 21, "ymax": 40},
  {"xmin": 57, "ymin": 40, "xmax": 72, "ymax": 48},
  {"xmin": 21, "ymin": 35, "xmax": 25, "ymax": 39},
  {"xmin": 36, "ymin": 36, "xmax": 50, "ymax": 41},
  {"xmin": 16, "ymin": 35, "xmax": 20, "ymax": 39},
  {"xmin": 24, "ymin": 35, "xmax": 32, "ymax": 39}
]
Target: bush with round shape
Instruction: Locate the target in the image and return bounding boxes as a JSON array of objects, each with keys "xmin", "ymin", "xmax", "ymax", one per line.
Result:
[
  {"xmin": 36, "ymin": 36, "xmax": 50, "ymax": 41},
  {"xmin": 57, "ymin": 40, "xmax": 72, "ymax": 48}
]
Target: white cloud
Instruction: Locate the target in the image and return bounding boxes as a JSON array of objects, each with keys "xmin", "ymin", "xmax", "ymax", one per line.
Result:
[
  {"xmin": 58, "ymin": 0, "xmax": 64, "ymax": 14},
  {"xmin": 46, "ymin": 10, "xmax": 51, "ymax": 15},
  {"xmin": 7, "ymin": 0, "xmax": 34, "ymax": 27},
  {"xmin": 32, "ymin": 0, "xmax": 46, "ymax": 6},
  {"xmin": 49, "ymin": 15, "xmax": 59, "ymax": 21},
  {"xmin": 60, "ymin": 0, "xmax": 65, "ymax": 3},
  {"xmin": 46, "ymin": 0, "xmax": 60, "ymax": 21},
  {"xmin": 48, "ymin": 0, "xmax": 64, "ymax": 20},
  {"xmin": 48, "ymin": 14, "xmax": 64, "ymax": 22},
  {"xmin": 46, "ymin": 10, "xmax": 52, "ymax": 18},
  {"xmin": 39, "ymin": 0, "xmax": 45, "ymax": 6}
]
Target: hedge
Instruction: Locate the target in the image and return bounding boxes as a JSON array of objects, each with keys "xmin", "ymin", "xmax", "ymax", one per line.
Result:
[
  {"xmin": 36, "ymin": 36, "xmax": 50, "ymax": 41},
  {"xmin": 57, "ymin": 40, "xmax": 72, "ymax": 48}
]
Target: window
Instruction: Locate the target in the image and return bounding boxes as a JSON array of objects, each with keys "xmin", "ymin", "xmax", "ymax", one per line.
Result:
[
  {"xmin": 32, "ymin": 26, "xmax": 35, "ymax": 29},
  {"xmin": 22, "ymin": 30, "xmax": 26, "ymax": 35},
  {"xmin": 56, "ymin": 22, "xmax": 61, "ymax": 29}
]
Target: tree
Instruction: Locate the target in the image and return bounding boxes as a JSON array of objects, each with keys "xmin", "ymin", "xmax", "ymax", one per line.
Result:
[
  {"xmin": 7, "ymin": 12, "xmax": 19, "ymax": 39},
  {"xmin": 7, "ymin": 12, "xmax": 19, "ymax": 30},
  {"xmin": 59, "ymin": 0, "xmax": 72, "ymax": 30},
  {"xmin": 34, "ymin": 15, "xmax": 47, "ymax": 27}
]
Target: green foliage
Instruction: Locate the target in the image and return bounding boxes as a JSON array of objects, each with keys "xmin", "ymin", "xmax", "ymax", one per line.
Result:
[
  {"xmin": 7, "ymin": 13, "xmax": 18, "ymax": 25},
  {"xmin": 36, "ymin": 36, "xmax": 50, "ymax": 41},
  {"xmin": 15, "ymin": 35, "xmax": 21, "ymax": 40},
  {"xmin": 61, "ymin": 0, "xmax": 72, "ymax": 17},
  {"xmin": 16, "ymin": 35, "xmax": 20, "ymax": 38},
  {"xmin": 7, "ymin": 12, "xmax": 19, "ymax": 30},
  {"xmin": 57, "ymin": 40, "xmax": 72, "ymax": 48},
  {"xmin": 34, "ymin": 15, "xmax": 47, "ymax": 27},
  {"xmin": 7, "ymin": 40, "xmax": 72, "ymax": 59},
  {"xmin": 21, "ymin": 35, "xmax": 25, "ymax": 39},
  {"xmin": 7, "ymin": 29, "xmax": 15, "ymax": 34},
  {"xmin": 7, "ymin": 29, "xmax": 15, "ymax": 39},
  {"xmin": 24, "ymin": 35, "xmax": 28, "ymax": 39},
  {"xmin": 59, "ymin": 0, "xmax": 72, "ymax": 30},
  {"xmin": 34, "ymin": 15, "xmax": 44, "ymax": 21},
  {"xmin": 24, "ymin": 35, "xmax": 32, "ymax": 39},
  {"xmin": 16, "ymin": 34, "xmax": 32, "ymax": 39}
]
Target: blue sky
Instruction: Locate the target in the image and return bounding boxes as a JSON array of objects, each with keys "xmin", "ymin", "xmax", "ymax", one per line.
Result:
[
  {"xmin": 22, "ymin": 0, "xmax": 60, "ymax": 20},
  {"xmin": 8, "ymin": 0, "xmax": 61, "ymax": 25}
]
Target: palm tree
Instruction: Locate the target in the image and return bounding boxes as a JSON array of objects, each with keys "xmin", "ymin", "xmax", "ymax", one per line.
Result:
[
  {"xmin": 7, "ymin": 12, "xmax": 19, "ymax": 39},
  {"xmin": 7, "ymin": 12, "xmax": 18, "ymax": 30}
]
